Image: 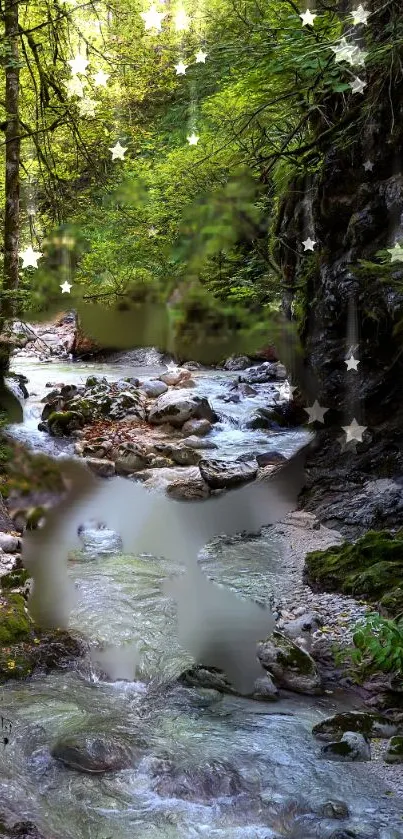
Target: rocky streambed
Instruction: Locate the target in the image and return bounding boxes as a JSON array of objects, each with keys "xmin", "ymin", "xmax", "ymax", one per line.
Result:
[{"xmin": 0, "ymin": 343, "xmax": 403, "ymax": 838}]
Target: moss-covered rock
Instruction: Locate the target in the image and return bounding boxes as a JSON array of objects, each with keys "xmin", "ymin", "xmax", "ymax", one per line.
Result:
[
  {"xmin": 0, "ymin": 568, "xmax": 30, "ymax": 590},
  {"xmin": 47, "ymin": 410, "xmax": 85, "ymax": 436},
  {"xmin": 257, "ymin": 630, "xmax": 323, "ymax": 695},
  {"xmin": 385, "ymin": 735, "xmax": 403, "ymax": 763},
  {"xmin": 0, "ymin": 593, "xmax": 32, "ymax": 645},
  {"xmin": 312, "ymin": 711, "xmax": 398, "ymax": 741},
  {"xmin": 304, "ymin": 529, "xmax": 403, "ymax": 617},
  {"xmin": 321, "ymin": 732, "xmax": 371, "ymax": 762}
]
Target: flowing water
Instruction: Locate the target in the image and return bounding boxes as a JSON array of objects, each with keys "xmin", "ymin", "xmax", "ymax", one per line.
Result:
[{"xmin": 1, "ymin": 353, "xmax": 402, "ymax": 838}]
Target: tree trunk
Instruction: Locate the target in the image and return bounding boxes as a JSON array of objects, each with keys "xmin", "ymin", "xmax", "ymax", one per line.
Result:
[{"xmin": 1, "ymin": 0, "xmax": 20, "ymax": 353}]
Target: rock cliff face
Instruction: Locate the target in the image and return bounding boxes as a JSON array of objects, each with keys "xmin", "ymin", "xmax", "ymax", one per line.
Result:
[{"xmin": 274, "ymin": 0, "xmax": 403, "ymax": 533}]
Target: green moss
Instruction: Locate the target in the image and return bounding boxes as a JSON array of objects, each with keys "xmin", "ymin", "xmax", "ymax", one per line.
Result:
[
  {"xmin": 273, "ymin": 631, "xmax": 315, "ymax": 675},
  {"xmin": 305, "ymin": 530, "xmax": 403, "ymax": 617},
  {"xmin": 0, "ymin": 593, "xmax": 32, "ymax": 645},
  {"xmin": 48, "ymin": 410, "xmax": 85, "ymax": 436},
  {"xmin": 385, "ymin": 736, "xmax": 403, "ymax": 763},
  {"xmin": 1, "ymin": 568, "xmax": 30, "ymax": 590}
]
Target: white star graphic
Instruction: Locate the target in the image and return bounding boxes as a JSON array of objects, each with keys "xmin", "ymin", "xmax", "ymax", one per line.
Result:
[
  {"xmin": 363, "ymin": 159, "xmax": 373, "ymax": 171},
  {"xmin": 351, "ymin": 4, "xmax": 369, "ymax": 25},
  {"xmin": 342, "ymin": 418, "xmax": 367, "ymax": 443},
  {"xmin": 345, "ymin": 353, "xmax": 360, "ymax": 371},
  {"xmin": 148, "ymin": 227, "xmax": 158, "ymax": 237},
  {"xmin": 302, "ymin": 237, "xmax": 316, "ymax": 251},
  {"xmin": 350, "ymin": 46, "xmax": 368, "ymax": 67},
  {"xmin": 331, "ymin": 38, "xmax": 367, "ymax": 68},
  {"xmin": 68, "ymin": 54, "xmax": 89, "ymax": 76},
  {"xmin": 140, "ymin": 5, "xmax": 166, "ymax": 32},
  {"xmin": 174, "ymin": 7, "xmax": 191, "ymax": 31},
  {"xmin": 78, "ymin": 97, "xmax": 98, "ymax": 117},
  {"xmin": 175, "ymin": 61, "xmax": 188, "ymax": 76},
  {"xmin": 350, "ymin": 76, "xmax": 366, "ymax": 94},
  {"xmin": 60, "ymin": 281, "xmax": 72, "ymax": 294},
  {"xmin": 300, "ymin": 9, "xmax": 317, "ymax": 26},
  {"xmin": 304, "ymin": 400, "xmax": 329, "ymax": 424},
  {"xmin": 337, "ymin": 433, "xmax": 358, "ymax": 454},
  {"xmin": 19, "ymin": 245, "xmax": 43, "ymax": 269},
  {"xmin": 195, "ymin": 50, "xmax": 208, "ymax": 63},
  {"xmin": 388, "ymin": 242, "xmax": 403, "ymax": 263},
  {"xmin": 109, "ymin": 141, "xmax": 128, "ymax": 160},
  {"xmin": 66, "ymin": 76, "xmax": 85, "ymax": 98},
  {"xmin": 187, "ymin": 132, "xmax": 199, "ymax": 145},
  {"xmin": 93, "ymin": 70, "xmax": 110, "ymax": 87}
]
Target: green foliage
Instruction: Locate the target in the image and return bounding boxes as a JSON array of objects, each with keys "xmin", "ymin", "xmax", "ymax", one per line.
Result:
[{"xmin": 340, "ymin": 613, "xmax": 403, "ymax": 679}]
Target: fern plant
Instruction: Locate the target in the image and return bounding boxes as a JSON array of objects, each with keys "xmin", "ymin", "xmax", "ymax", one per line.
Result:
[{"xmin": 339, "ymin": 613, "xmax": 403, "ymax": 679}]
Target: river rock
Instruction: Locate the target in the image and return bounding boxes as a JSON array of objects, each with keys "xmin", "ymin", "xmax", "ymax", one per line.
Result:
[
  {"xmin": 199, "ymin": 458, "xmax": 257, "ymax": 489},
  {"xmin": 182, "ymin": 436, "xmax": 218, "ymax": 450},
  {"xmin": 148, "ymin": 391, "xmax": 218, "ymax": 428},
  {"xmin": 180, "ymin": 665, "xmax": 239, "ymax": 694},
  {"xmin": 182, "ymin": 418, "xmax": 212, "ymax": 437},
  {"xmin": 312, "ymin": 711, "xmax": 398, "ymax": 741},
  {"xmin": 240, "ymin": 362, "xmax": 287, "ymax": 384},
  {"xmin": 166, "ymin": 476, "xmax": 211, "ymax": 500},
  {"xmin": 320, "ymin": 800, "xmax": 350, "ymax": 819},
  {"xmin": 51, "ymin": 733, "xmax": 133, "ymax": 774},
  {"xmin": 256, "ymin": 451, "xmax": 286, "ymax": 467},
  {"xmin": 223, "ymin": 355, "xmax": 251, "ymax": 371},
  {"xmin": 47, "ymin": 410, "xmax": 85, "ymax": 436},
  {"xmin": 321, "ymin": 732, "xmax": 371, "ymax": 762},
  {"xmin": 169, "ymin": 445, "xmax": 202, "ymax": 466},
  {"xmin": 139, "ymin": 466, "xmax": 201, "ymax": 493},
  {"xmin": 0, "ymin": 533, "xmax": 19, "ymax": 553},
  {"xmin": 115, "ymin": 450, "xmax": 150, "ymax": 475},
  {"xmin": 282, "ymin": 612, "xmax": 323, "ymax": 641},
  {"xmin": 257, "ymin": 631, "xmax": 323, "ymax": 695},
  {"xmin": 159, "ymin": 369, "xmax": 191, "ymax": 386},
  {"xmin": 181, "ymin": 361, "xmax": 202, "ymax": 370},
  {"xmin": 140, "ymin": 379, "xmax": 168, "ymax": 398},
  {"xmin": 253, "ymin": 674, "xmax": 279, "ymax": 700},
  {"xmin": 9, "ymin": 821, "xmax": 47, "ymax": 839},
  {"xmin": 150, "ymin": 755, "xmax": 249, "ymax": 801},
  {"xmin": 384, "ymin": 735, "xmax": 403, "ymax": 763},
  {"xmin": 85, "ymin": 458, "xmax": 116, "ymax": 478}
]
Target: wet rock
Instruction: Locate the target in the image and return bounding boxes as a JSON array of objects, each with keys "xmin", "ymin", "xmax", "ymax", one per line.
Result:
[
  {"xmin": 148, "ymin": 456, "xmax": 174, "ymax": 469},
  {"xmin": 140, "ymin": 379, "xmax": 168, "ymax": 398},
  {"xmin": 150, "ymin": 755, "xmax": 249, "ymax": 801},
  {"xmin": 0, "ymin": 534, "xmax": 19, "ymax": 554},
  {"xmin": 47, "ymin": 410, "xmax": 85, "ymax": 436},
  {"xmin": 51, "ymin": 733, "xmax": 133, "ymax": 774},
  {"xmin": 329, "ymin": 831, "xmax": 359, "ymax": 839},
  {"xmin": 0, "ymin": 593, "xmax": 32, "ymax": 645},
  {"xmin": 148, "ymin": 391, "xmax": 218, "ymax": 427},
  {"xmin": 312, "ymin": 711, "xmax": 398, "ymax": 741},
  {"xmin": 384, "ymin": 735, "xmax": 403, "ymax": 763},
  {"xmin": 284, "ymin": 510, "xmax": 320, "ymax": 530},
  {"xmin": 139, "ymin": 466, "xmax": 201, "ymax": 493},
  {"xmin": 320, "ymin": 800, "xmax": 350, "ymax": 819},
  {"xmin": 181, "ymin": 361, "xmax": 202, "ymax": 370},
  {"xmin": 256, "ymin": 451, "xmax": 286, "ymax": 467},
  {"xmin": 257, "ymin": 631, "xmax": 323, "ymax": 695},
  {"xmin": 240, "ymin": 361, "xmax": 287, "ymax": 384},
  {"xmin": 181, "ymin": 418, "xmax": 212, "ymax": 437},
  {"xmin": 223, "ymin": 355, "xmax": 251, "ymax": 371},
  {"xmin": 199, "ymin": 458, "xmax": 257, "ymax": 489},
  {"xmin": 282, "ymin": 612, "xmax": 323, "ymax": 643},
  {"xmin": 9, "ymin": 821, "xmax": 46, "ymax": 839},
  {"xmin": 85, "ymin": 458, "xmax": 116, "ymax": 478},
  {"xmin": 321, "ymin": 731, "xmax": 371, "ymax": 762},
  {"xmin": 252, "ymin": 674, "xmax": 279, "ymax": 700},
  {"xmin": 180, "ymin": 665, "xmax": 239, "ymax": 695}
]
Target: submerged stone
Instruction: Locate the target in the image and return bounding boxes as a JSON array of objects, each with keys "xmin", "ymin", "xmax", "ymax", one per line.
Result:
[{"xmin": 51, "ymin": 733, "xmax": 133, "ymax": 774}]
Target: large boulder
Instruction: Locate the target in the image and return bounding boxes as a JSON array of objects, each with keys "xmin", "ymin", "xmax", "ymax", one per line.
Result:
[
  {"xmin": 222, "ymin": 355, "xmax": 251, "ymax": 371},
  {"xmin": 85, "ymin": 458, "xmax": 115, "ymax": 478},
  {"xmin": 51, "ymin": 733, "xmax": 134, "ymax": 774},
  {"xmin": 199, "ymin": 458, "xmax": 257, "ymax": 489},
  {"xmin": 312, "ymin": 711, "xmax": 398, "ymax": 741},
  {"xmin": 148, "ymin": 391, "xmax": 218, "ymax": 428},
  {"xmin": 321, "ymin": 732, "xmax": 371, "ymax": 762},
  {"xmin": 159, "ymin": 369, "xmax": 191, "ymax": 386},
  {"xmin": 257, "ymin": 631, "xmax": 323, "ymax": 695},
  {"xmin": 47, "ymin": 410, "xmax": 85, "ymax": 437}
]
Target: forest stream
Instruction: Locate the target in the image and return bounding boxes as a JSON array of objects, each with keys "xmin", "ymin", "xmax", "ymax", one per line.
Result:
[{"xmin": 0, "ymin": 351, "xmax": 402, "ymax": 839}]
